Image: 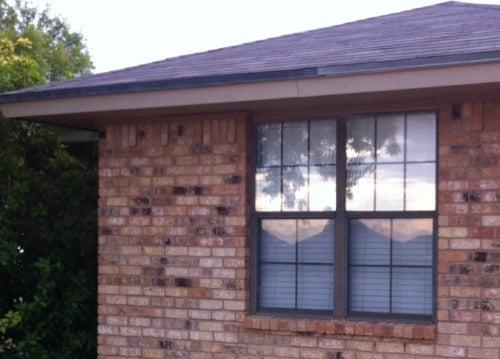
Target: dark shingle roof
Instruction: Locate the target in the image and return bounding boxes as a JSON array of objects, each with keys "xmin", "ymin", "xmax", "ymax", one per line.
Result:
[{"xmin": 3, "ymin": 1, "xmax": 500, "ymax": 103}]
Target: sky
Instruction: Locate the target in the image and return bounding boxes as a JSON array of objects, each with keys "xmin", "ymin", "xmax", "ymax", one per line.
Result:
[{"xmin": 26, "ymin": 0, "xmax": 500, "ymax": 74}]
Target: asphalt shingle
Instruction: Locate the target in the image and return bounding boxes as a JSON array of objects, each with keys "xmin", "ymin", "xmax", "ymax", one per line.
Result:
[{"xmin": 2, "ymin": 1, "xmax": 500, "ymax": 103}]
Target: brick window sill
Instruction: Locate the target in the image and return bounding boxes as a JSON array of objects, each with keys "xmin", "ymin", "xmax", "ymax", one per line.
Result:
[{"xmin": 243, "ymin": 315, "xmax": 436, "ymax": 341}]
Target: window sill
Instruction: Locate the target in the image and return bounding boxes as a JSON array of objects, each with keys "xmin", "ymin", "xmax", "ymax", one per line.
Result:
[{"xmin": 243, "ymin": 315, "xmax": 436, "ymax": 341}]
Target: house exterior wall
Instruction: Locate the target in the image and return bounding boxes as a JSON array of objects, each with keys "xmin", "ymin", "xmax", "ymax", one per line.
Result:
[{"xmin": 97, "ymin": 100, "xmax": 500, "ymax": 359}]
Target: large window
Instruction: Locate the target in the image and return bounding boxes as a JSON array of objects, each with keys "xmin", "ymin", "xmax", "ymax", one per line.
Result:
[{"xmin": 253, "ymin": 112, "xmax": 436, "ymax": 321}]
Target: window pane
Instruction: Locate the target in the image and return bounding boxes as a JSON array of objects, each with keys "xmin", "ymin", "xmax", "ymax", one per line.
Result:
[
  {"xmin": 348, "ymin": 217, "xmax": 433, "ymax": 316},
  {"xmin": 392, "ymin": 219, "xmax": 433, "ymax": 266},
  {"xmin": 255, "ymin": 167, "xmax": 281, "ymax": 211},
  {"xmin": 309, "ymin": 165, "xmax": 336, "ymax": 211},
  {"xmin": 407, "ymin": 113, "xmax": 436, "ymax": 162},
  {"xmin": 347, "ymin": 164, "xmax": 374, "ymax": 211},
  {"xmin": 283, "ymin": 121, "xmax": 308, "ymax": 166},
  {"xmin": 347, "ymin": 116, "xmax": 375, "ymax": 164},
  {"xmin": 257, "ymin": 124, "xmax": 281, "ymax": 166},
  {"xmin": 376, "ymin": 164, "xmax": 404, "ymax": 211},
  {"xmin": 259, "ymin": 264, "xmax": 295, "ymax": 308},
  {"xmin": 406, "ymin": 163, "xmax": 436, "ymax": 210},
  {"xmin": 297, "ymin": 265, "xmax": 333, "ymax": 310},
  {"xmin": 349, "ymin": 219, "xmax": 390, "ymax": 265},
  {"xmin": 261, "ymin": 219, "xmax": 296, "ymax": 262},
  {"xmin": 298, "ymin": 219, "xmax": 334, "ymax": 263},
  {"xmin": 377, "ymin": 114, "xmax": 404, "ymax": 162},
  {"xmin": 392, "ymin": 267, "xmax": 432, "ymax": 315},
  {"xmin": 349, "ymin": 267, "xmax": 390, "ymax": 313},
  {"xmin": 310, "ymin": 120, "xmax": 336, "ymax": 165},
  {"xmin": 256, "ymin": 119, "xmax": 337, "ymax": 213},
  {"xmin": 282, "ymin": 166, "xmax": 308, "ymax": 211}
]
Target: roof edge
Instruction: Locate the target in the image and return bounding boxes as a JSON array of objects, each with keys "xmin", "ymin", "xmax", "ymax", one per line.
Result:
[{"xmin": 3, "ymin": 49, "xmax": 500, "ymax": 104}]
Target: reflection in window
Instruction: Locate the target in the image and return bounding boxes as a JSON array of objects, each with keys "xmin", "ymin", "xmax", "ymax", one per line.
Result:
[
  {"xmin": 256, "ymin": 120, "xmax": 336, "ymax": 212},
  {"xmin": 346, "ymin": 113, "xmax": 436, "ymax": 211},
  {"xmin": 348, "ymin": 218, "xmax": 433, "ymax": 315},
  {"xmin": 259, "ymin": 219, "xmax": 334, "ymax": 311},
  {"xmin": 255, "ymin": 113, "xmax": 436, "ymax": 320}
]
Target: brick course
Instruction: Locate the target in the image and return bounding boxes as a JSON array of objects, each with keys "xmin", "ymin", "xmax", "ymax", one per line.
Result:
[{"xmin": 97, "ymin": 102, "xmax": 500, "ymax": 358}]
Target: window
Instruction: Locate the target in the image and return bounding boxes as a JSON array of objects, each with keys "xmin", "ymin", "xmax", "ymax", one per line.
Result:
[{"xmin": 253, "ymin": 112, "xmax": 436, "ymax": 321}]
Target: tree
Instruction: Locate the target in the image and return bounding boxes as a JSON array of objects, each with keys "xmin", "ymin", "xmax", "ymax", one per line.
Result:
[
  {"xmin": 0, "ymin": 0, "xmax": 92, "ymax": 84},
  {"xmin": 0, "ymin": 1, "xmax": 97, "ymax": 357}
]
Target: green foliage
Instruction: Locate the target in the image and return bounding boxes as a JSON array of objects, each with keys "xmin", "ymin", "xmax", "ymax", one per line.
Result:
[
  {"xmin": 0, "ymin": 1, "xmax": 97, "ymax": 358},
  {"xmin": 0, "ymin": 37, "xmax": 43, "ymax": 92},
  {"xmin": 0, "ymin": 120, "xmax": 98, "ymax": 359},
  {"xmin": 0, "ymin": 0, "xmax": 93, "ymax": 83}
]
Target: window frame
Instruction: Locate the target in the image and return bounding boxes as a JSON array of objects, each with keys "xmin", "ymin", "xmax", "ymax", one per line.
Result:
[{"xmin": 250, "ymin": 112, "xmax": 438, "ymax": 323}]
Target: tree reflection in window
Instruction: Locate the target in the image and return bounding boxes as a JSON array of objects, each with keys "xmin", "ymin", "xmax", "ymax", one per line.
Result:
[
  {"xmin": 256, "ymin": 120, "xmax": 336, "ymax": 211},
  {"xmin": 256, "ymin": 113, "xmax": 436, "ymax": 212}
]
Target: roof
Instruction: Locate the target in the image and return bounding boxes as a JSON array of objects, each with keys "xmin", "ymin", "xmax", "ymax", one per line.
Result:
[{"xmin": 2, "ymin": 1, "xmax": 500, "ymax": 104}]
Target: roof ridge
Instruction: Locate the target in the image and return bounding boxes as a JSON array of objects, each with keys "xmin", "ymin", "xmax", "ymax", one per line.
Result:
[{"xmin": 442, "ymin": 1, "xmax": 500, "ymax": 10}]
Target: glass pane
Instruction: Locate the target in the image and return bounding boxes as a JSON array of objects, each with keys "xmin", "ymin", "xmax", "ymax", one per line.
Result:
[
  {"xmin": 347, "ymin": 116, "xmax": 375, "ymax": 164},
  {"xmin": 407, "ymin": 113, "xmax": 436, "ymax": 162},
  {"xmin": 310, "ymin": 120, "xmax": 336, "ymax": 165},
  {"xmin": 255, "ymin": 167, "xmax": 281, "ymax": 211},
  {"xmin": 406, "ymin": 163, "xmax": 436, "ymax": 210},
  {"xmin": 259, "ymin": 264, "xmax": 295, "ymax": 308},
  {"xmin": 377, "ymin": 114, "xmax": 404, "ymax": 162},
  {"xmin": 298, "ymin": 219, "xmax": 334, "ymax": 263},
  {"xmin": 349, "ymin": 267, "xmax": 390, "ymax": 313},
  {"xmin": 257, "ymin": 123, "xmax": 281, "ymax": 166},
  {"xmin": 393, "ymin": 219, "xmax": 433, "ymax": 266},
  {"xmin": 347, "ymin": 164, "xmax": 375, "ymax": 211},
  {"xmin": 376, "ymin": 164, "xmax": 404, "ymax": 211},
  {"xmin": 282, "ymin": 166, "xmax": 308, "ymax": 211},
  {"xmin": 297, "ymin": 265, "xmax": 333, "ymax": 310},
  {"xmin": 283, "ymin": 121, "xmax": 308, "ymax": 165},
  {"xmin": 261, "ymin": 219, "xmax": 296, "ymax": 262},
  {"xmin": 349, "ymin": 219, "xmax": 390, "ymax": 265},
  {"xmin": 392, "ymin": 267, "xmax": 432, "ymax": 315},
  {"xmin": 309, "ymin": 165, "xmax": 336, "ymax": 211}
]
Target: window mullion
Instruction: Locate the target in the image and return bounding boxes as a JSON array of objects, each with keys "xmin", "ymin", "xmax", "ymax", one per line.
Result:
[{"xmin": 334, "ymin": 118, "xmax": 347, "ymax": 319}]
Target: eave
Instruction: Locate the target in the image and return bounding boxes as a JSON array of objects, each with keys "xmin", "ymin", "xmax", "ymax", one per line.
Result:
[{"xmin": 2, "ymin": 60, "xmax": 500, "ymax": 130}]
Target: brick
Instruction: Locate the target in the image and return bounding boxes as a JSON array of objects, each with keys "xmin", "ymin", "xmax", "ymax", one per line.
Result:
[
  {"xmin": 97, "ymin": 110, "xmax": 500, "ymax": 358},
  {"xmin": 468, "ymin": 348, "xmax": 500, "ymax": 359}
]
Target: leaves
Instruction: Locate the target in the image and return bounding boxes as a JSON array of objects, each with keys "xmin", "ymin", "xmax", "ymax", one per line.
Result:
[
  {"xmin": 0, "ymin": 1, "xmax": 97, "ymax": 357},
  {"xmin": 0, "ymin": 0, "xmax": 93, "ymax": 87}
]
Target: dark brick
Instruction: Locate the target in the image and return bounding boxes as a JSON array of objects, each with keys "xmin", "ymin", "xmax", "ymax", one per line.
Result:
[
  {"xmin": 213, "ymin": 227, "xmax": 228, "ymax": 236},
  {"xmin": 474, "ymin": 300, "xmax": 495, "ymax": 311},
  {"xmin": 450, "ymin": 264, "xmax": 475, "ymax": 274},
  {"xmin": 173, "ymin": 186, "xmax": 188, "ymax": 195},
  {"xmin": 463, "ymin": 192, "xmax": 481, "ymax": 202},
  {"xmin": 224, "ymin": 175, "xmax": 242, "ymax": 184},
  {"xmin": 174, "ymin": 277, "xmax": 191, "ymax": 287},
  {"xmin": 216, "ymin": 206, "xmax": 230, "ymax": 215},
  {"xmin": 159, "ymin": 340, "xmax": 173, "ymax": 349},
  {"xmin": 449, "ymin": 299, "xmax": 460, "ymax": 309},
  {"xmin": 152, "ymin": 278, "xmax": 169, "ymax": 287},
  {"xmin": 482, "ymin": 264, "xmax": 500, "ymax": 274},
  {"xmin": 134, "ymin": 197, "xmax": 150, "ymax": 206},
  {"xmin": 100, "ymin": 227, "xmax": 113, "ymax": 235},
  {"xmin": 129, "ymin": 207, "xmax": 152, "ymax": 216},
  {"xmin": 474, "ymin": 251, "xmax": 488, "ymax": 262},
  {"xmin": 191, "ymin": 186, "xmax": 203, "ymax": 195}
]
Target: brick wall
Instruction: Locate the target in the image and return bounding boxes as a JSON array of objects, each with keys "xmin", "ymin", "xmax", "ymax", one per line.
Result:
[{"xmin": 97, "ymin": 102, "xmax": 500, "ymax": 358}]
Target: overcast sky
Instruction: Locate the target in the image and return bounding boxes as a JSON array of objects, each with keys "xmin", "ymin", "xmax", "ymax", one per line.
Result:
[{"xmin": 26, "ymin": 0, "xmax": 500, "ymax": 73}]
